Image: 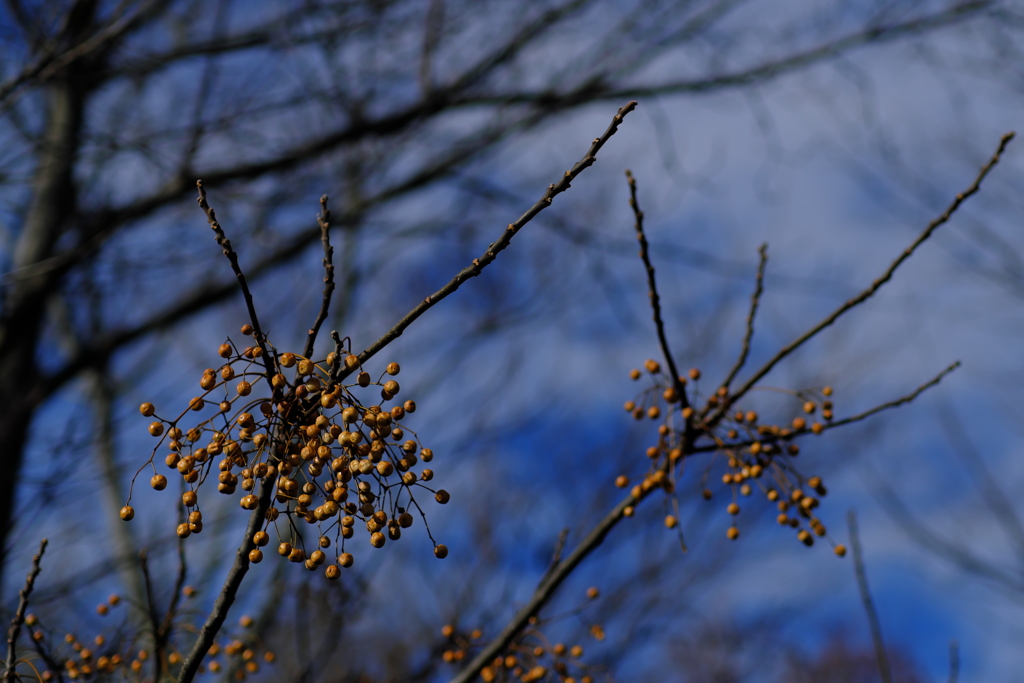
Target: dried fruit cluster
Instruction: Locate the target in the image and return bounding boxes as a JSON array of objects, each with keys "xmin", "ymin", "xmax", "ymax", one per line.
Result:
[
  {"xmin": 620, "ymin": 359, "xmax": 847, "ymax": 556},
  {"xmin": 20, "ymin": 594, "xmax": 275, "ymax": 681},
  {"xmin": 124, "ymin": 325, "xmax": 448, "ymax": 579}
]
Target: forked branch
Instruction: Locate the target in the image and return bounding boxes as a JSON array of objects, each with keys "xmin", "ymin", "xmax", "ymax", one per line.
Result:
[
  {"xmin": 711, "ymin": 131, "xmax": 1014, "ymax": 426},
  {"xmin": 181, "ymin": 102, "xmax": 638, "ymax": 683}
]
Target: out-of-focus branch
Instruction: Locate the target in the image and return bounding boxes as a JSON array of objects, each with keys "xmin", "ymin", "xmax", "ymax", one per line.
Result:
[
  {"xmin": 139, "ymin": 551, "xmax": 167, "ymax": 679},
  {"xmin": 847, "ymin": 511, "xmax": 893, "ymax": 683},
  {"xmin": 4, "ymin": 538, "xmax": 47, "ymax": 683},
  {"xmin": 0, "ymin": 0, "xmax": 166, "ymax": 107},
  {"xmin": 720, "ymin": 244, "xmax": 767, "ymax": 392},
  {"xmin": 35, "ymin": 113, "xmax": 528, "ymax": 411},
  {"xmin": 463, "ymin": 1, "xmax": 995, "ymax": 107}
]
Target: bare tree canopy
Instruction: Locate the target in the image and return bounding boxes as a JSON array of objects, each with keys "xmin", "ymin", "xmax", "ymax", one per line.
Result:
[{"xmin": 2, "ymin": 1, "xmax": 1024, "ymax": 681}]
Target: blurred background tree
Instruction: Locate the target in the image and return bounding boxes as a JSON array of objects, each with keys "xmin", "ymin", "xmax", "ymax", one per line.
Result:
[{"xmin": 2, "ymin": 0, "xmax": 1022, "ymax": 680}]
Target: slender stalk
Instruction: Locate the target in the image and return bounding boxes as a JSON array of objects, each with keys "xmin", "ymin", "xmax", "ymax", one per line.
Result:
[{"xmin": 5, "ymin": 539, "xmax": 48, "ymax": 683}]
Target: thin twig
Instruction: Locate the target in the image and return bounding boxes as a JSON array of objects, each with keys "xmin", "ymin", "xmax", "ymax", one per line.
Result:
[
  {"xmin": 720, "ymin": 244, "xmax": 767, "ymax": 392},
  {"xmin": 817, "ymin": 361, "xmax": 960, "ymax": 431},
  {"xmin": 537, "ymin": 528, "xmax": 570, "ymax": 588},
  {"xmin": 710, "ymin": 132, "xmax": 1014, "ymax": 426},
  {"xmin": 346, "ymin": 101, "xmax": 637, "ymax": 379},
  {"xmin": 195, "ymin": 180, "xmax": 277, "ymax": 380},
  {"xmin": 689, "ymin": 361, "xmax": 960, "ymax": 454},
  {"xmin": 303, "ymin": 195, "xmax": 335, "ymax": 360},
  {"xmin": 625, "ymin": 170, "xmax": 690, "ymax": 411},
  {"xmin": 5, "ymin": 538, "xmax": 48, "ymax": 683},
  {"xmin": 847, "ymin": 510, "xmax": 893, "ymax": 683}
]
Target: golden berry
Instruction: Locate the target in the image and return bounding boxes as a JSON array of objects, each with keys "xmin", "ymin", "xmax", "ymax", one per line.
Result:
[
  {"xmin": 434, "ymin": 544, "xmax": 449, "ymax": 559},
  {"xmin": 120, "ymin": 506, "xmax": 135, "ymax": 521},
  {"xmin": 139, "ymin": 402, "xmax": 155, "ymax": 417}
]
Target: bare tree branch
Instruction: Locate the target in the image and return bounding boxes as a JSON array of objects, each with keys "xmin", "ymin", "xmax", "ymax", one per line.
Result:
[
  {"xmin": 626, "ymin": 170, "xmax": 691, "ymax": 413},
  {"xmin": 709, "ymin": 131, "xmax": 1014, "ymax": 427},
  {"xmin": 4, "ymin": 538, "xmax": 47, "ymax": 683},
  {"xmin": 848, "ymin": 510, "xmax": 894, "ymax": 683}
]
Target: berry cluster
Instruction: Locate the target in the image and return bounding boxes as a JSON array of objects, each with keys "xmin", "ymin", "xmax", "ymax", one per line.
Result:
[
  {"xmin": 125, "ymin": 325, "xmax": 448, "ymax": 580},
  {"xmin": 621, "ymin": 359, "xmax": 846, "ymax": 556},
  {"xmin": 443, "ymin": 587, "xmax": 606, "ymax": 683},
  {"xmin": 20, "ymin": 593, "xmax": 276, "ymax": 681}
]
